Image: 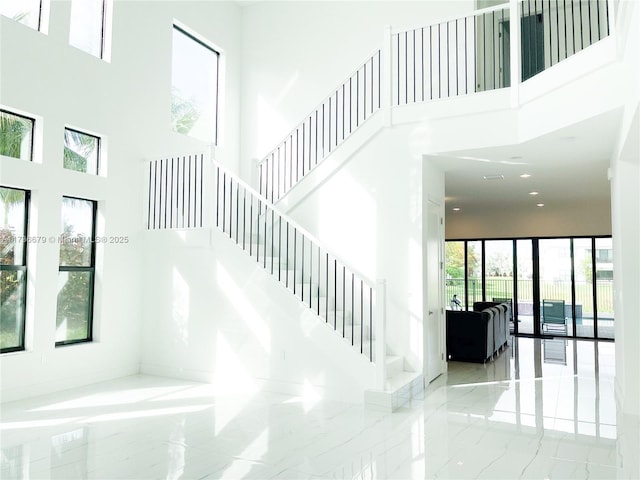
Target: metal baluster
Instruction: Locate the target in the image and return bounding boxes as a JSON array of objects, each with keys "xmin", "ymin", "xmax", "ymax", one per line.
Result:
[
  {"xmin": 317, "ymin": 245, "xmax": 321, "ymax": 315},
  {"xmin": 421, "ymin": 29, "xmax": 425, "ymax": 101},
  {"xmin": 234, "ymin": 181, "xmax": 238, "ymax": 243},
  {"xmin": 334, "ymin": 259, "xmax": 337, "ymax": 330},
  {"xmin": 242, "ymin": 188, "xmax": 246, "ymax": 250},
  {"xmin": 263, "ymin": 204, "xmax": 267, "ymax": 268},
  {"xmin": 256, "ymin": 200, "xmax": 260, "ymax": 262},
  {"xmin": 351, "ymin": 272, "xmax": 355, "ymax": 346},
  {"xmin": 325, "ymin": 253, "xmax": 329, "ymax": 322},
  {"xmin": 412, "ymin": 29, "xmax": 416, "ymax": 103},
  {"xmin": 309, "ymin": 238, "xmax": 313, "ymax": 309},
  {"xmin": 396, "ymin": 33, "xmax": 400, "ymax": 105},
  {"xmin": 342, "ymin": 266, "xmax": 346, "ymax": 337},
  {"xmin": 431, "ymin": 25, "xmax": 434, "ymax": 98},
  {"xmin": 293, "ymin": 228, "xmax": 297, "ymax": 294},
  {"xmin": 222, "ymin": 172, "xmax": 226, "ymax": 234},
  {"xmin": 215, "ymin": 165, "xmax": 219, "ymax": 228},
  {"xmin": 301, "ymin": 235, "xmax": 305, "ymax": 302},
  {"xmin": 361, "ymin": 279, "xmax": 364, "ymax": 353},
  {"xmin": 370, "ymin": 287, "xmax": 373, "ymax": 361},
  {"xmin": 249, "ymin": 195, "xmax": 253, "ymax": 256},
  {"xmin": 447, "ymin": 21, "xmax": 450, "ymax": 96}
]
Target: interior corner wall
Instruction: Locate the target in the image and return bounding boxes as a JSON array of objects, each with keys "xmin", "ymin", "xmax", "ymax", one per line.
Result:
[
  {"xmin": 239, "ymin": 0, "xmax": 474, "ymax": 182},
  {"xmin": 0, "ymin": 0, "xmax": 242, "ymax": 402}
]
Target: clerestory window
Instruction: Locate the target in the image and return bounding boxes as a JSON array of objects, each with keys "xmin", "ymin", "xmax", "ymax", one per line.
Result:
[{"xmin": 171, "ymin": 25, "xmax": 220, "ymax": 144}]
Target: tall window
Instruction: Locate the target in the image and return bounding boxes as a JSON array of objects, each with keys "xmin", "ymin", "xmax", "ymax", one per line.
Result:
[
  {"xmin": 1, "ymin": 187, "xmax": 29, "ymax": 353},
  {"xmin": 0, "ymin": 0, "xmax": 43, "ymax": 31},
  {"xmin": 56, "ymin": 197, "xmax": 96, "ymax": 346},
  {"xmin": 0, "ymin": 110, "xmax": 34, "ymax": 161},
  {"xmin": 69, "ymin": 0, "xmax": 106, "ymax": 58},
  {"xmin": 171, "ymin": 25, "xmax": 220, "ymax": 144},
  {"xmin": 63, "ymin": 128, "xmax": 99, "ymax": 174}
]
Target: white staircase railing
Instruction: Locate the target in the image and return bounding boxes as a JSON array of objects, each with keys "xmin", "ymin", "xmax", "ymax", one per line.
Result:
[
  {"xmin": 257, "ymin": 0, "xmax": 610, "ymax": 202},
  {"xmin": 257, "ymin": 50, "xmax": 381, "ymax": 203},
  {"xmin": 215, "ymin": 159, "xmax": 383, "ymax": 364}
]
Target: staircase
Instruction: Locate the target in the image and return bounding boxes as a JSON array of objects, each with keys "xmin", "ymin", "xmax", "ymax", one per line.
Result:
[{"xmin": 145, "ymin": 0, "xmax": 612, "ymax": 410}]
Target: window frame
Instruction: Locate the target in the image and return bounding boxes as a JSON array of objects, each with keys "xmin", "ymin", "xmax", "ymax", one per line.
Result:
[
  {"xmin": 0, "ymin": 109, "xmax": 35, "ymax": 162},
  {"xmin": 55, "ymin": 196, "xmax": 97, "ymax": 347},
  {"xmin": 171, "ymin": 24, "xmax": 221, "ymax": 145},
  {"xmin": 0, "ymin": 0, "xmax": 44, "ymax": 32},
  {"xmin": 63, "ymin": 127, "xmax": 101, "ymax": 175},
  {"xmin": 0, "ymin": 187, "xmax": 30, "ymax": 354},
  {"xmin": 68, "ymin": 0, "xmax": 108, "ymax": 59}
]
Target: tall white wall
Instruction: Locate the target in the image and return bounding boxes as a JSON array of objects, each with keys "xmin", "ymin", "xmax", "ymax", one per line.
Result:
[
  {"xmin": 239, "ymin": 0, "xmax": 474, "ymax": 181},
  {"xmin": 139, "ymin": 228, "xmax": 376, "ymax": 403},
  {"xmin": 0, "ymin": 0, "xmax": 242, "ymax": 401},
  {"xmin": 611, "ymin": 0, "xmax": 640, "ymax": 420}
]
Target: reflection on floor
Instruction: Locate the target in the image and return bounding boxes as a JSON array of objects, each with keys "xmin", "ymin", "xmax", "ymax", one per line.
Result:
[{"xmin": 1, "ymin": 338, "xmax": 638, "ymax": 479}]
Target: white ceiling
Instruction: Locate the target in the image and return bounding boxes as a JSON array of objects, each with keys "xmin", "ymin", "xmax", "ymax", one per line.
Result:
[{"xmin": 436, "ymin": 109, "xmax": 623, "ymax": 215}]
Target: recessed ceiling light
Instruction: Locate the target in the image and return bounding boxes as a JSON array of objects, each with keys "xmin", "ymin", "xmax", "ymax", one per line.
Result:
[
  {"xmin": 452, "ymin": 207, "xmax": 461, "ymax": 211},
  {"xmin": 483, "ymin": 174, "xmax": 504, "ymax": 180},
  {"xmin": 520, "ymin": 174, "xmax": 531, "ymax": 178},
  {"xmin": 529, "ymin": 191, "xmax": 539, "ymax": 195},
  {"xmin": 537, "ymin": 203, "xmax": 545, "ymax": 207}
]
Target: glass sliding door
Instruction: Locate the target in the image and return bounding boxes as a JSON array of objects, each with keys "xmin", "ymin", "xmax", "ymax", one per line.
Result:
[
  {"xmin": 516, "ymin": 239, "xmax": 534, "ymax": 334},
  {"xmin": 595, "ymin": 238, "xmax": 614, "ymax": 339},
  {"xmin": 444, "ymin": 236, "xmax": 613, "ymax": 340},
  {"xmin": 485, "ymin": 240, "xmax": 514, "ymax": 330},
  {"xmin": 466, "ymin": 241, "xmax": 482, "ymax": 309},
  {"xmin": 573, "ymin": 238, "xmax": 595, "ymax": 338},
  {"xmin": 538, "ymin": 239, "xmax": 573, "ymax": 337},
  {"xmin": 445, "ymin": 241, "xmax": 465, "ymax": 310}
]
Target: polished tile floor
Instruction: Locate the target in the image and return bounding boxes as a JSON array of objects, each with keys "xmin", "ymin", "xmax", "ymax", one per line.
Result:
[{"xmin": 2, "ymin": 337, "xmax": 638, "ymax": 479}]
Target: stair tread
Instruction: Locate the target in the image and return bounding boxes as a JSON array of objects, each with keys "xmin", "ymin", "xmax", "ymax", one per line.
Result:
[{"xmin": 386, "ymin": 371, "xmax": 422, "ymax": 391}]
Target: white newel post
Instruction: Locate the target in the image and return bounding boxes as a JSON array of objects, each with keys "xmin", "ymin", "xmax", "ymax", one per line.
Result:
[
  {"xmin": 375, "ymin": 278, "xmax": 387, "ymax": 390},
  {"xmin": 381, "ymin": 26, "xmax": 393, "ymax": 127},
  {"xmin": 510, "ymin": 0, "xmax": 521, "ymax": 107}
]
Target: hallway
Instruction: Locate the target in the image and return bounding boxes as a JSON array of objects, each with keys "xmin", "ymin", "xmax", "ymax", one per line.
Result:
[{"xmin": 1, "ymin": 337, "xmax": 636, "ymax": 479}]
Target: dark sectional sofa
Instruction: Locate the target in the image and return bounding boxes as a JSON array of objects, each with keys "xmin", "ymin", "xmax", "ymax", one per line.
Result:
[{"xmin": 446, "ymin": 301, "xmax": 510, "ymax": 363}]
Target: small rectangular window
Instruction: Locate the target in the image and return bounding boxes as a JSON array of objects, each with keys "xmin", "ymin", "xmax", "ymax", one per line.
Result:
[
  {"xmin": 0, "ymin": 109, "xmax": 35, "ymax": 161},
  {"xmin": 1, "ymin": 187, "xmax": 29, "ymax": 353},
  {"xmin": 171, "ymin": 25, "xmax": 220, "ymax": 144},
  {"xmin": 56, "ymin": 196, "xmax": 96, "ymax": 346},
  {"xmin": 69, "ymin": 0, "xmax": 106, "ymax": 58},
  {"xmin": 0, "ymin": 0, "xmax": 42, "ymax": 31},
  {"xmin": 63, "ymin": 128, "xmax": 100, "ymax": 174}
]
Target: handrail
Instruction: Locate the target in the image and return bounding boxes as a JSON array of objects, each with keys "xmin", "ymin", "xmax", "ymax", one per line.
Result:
[
  {"xmin": 214, "ymin": 158, "xmax": 377, "ymax": 362},
  {"xmin": 216, "ymin": 159, "xmax": 375, "ymax": 287},
  {"xmin": 257, "ymin": 49, "xmax": 382, "ymax": 203},
  {"xmin": 391, "ymin": 2, "xmax": 511, "ymax": 36}
]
